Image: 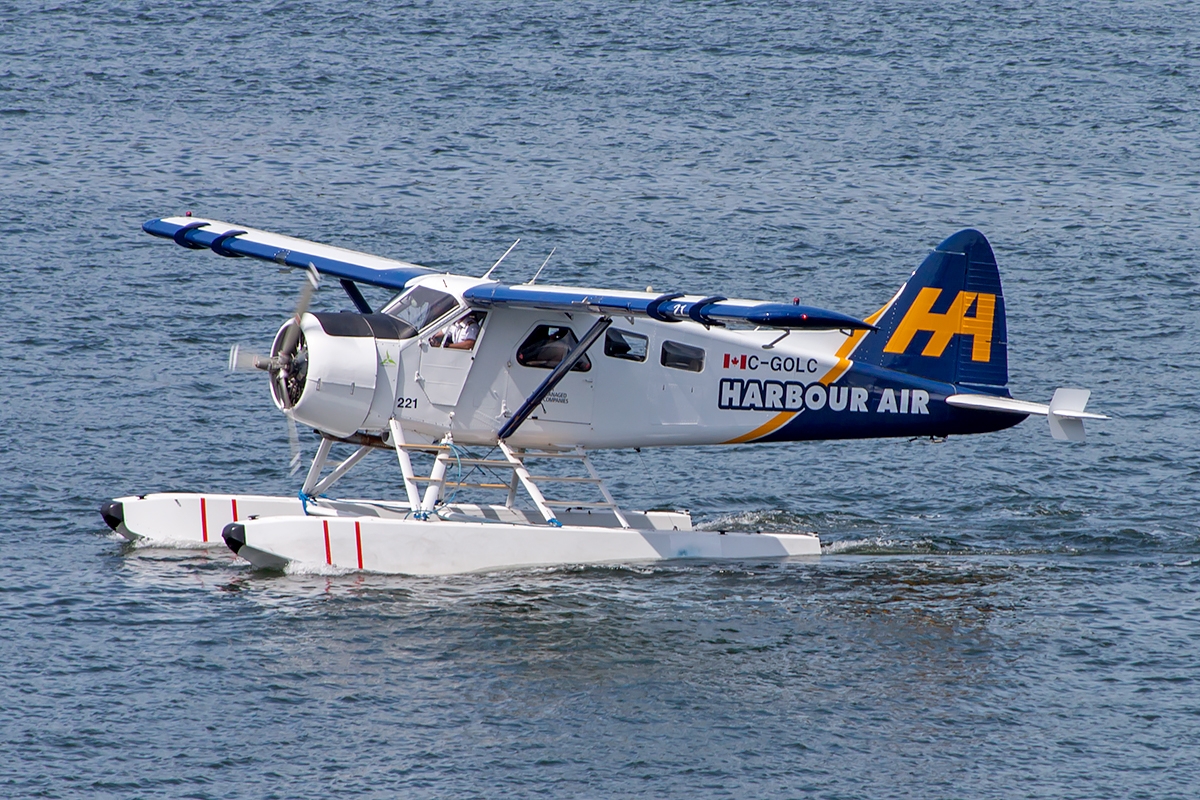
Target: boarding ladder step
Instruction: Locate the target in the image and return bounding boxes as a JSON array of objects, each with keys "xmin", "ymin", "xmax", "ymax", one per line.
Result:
[
  {"xmin": 384, "ymin": 424, "xmax": 630, "ymax": 527},
  {"xmin": 445, "ymin": 458, "xmax": 525, "ymax": 468},
  {"xmin": 525, "ymin": 475, "xmax": 603, "ymax": 483},
  {"xmin": 496, "ymin": 443, "xmax": 630, "ymax": 529}
]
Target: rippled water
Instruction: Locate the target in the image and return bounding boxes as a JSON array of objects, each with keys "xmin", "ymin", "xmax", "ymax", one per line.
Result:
[{"xmin": 2, "ymin": 1, "xmax": 1199, "ymax": 797}]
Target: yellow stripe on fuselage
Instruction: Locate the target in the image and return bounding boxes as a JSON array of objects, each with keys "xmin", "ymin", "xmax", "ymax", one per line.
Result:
[{"xmin": 723, "ymin": 303, "xmax": 887, "ymax": 444}]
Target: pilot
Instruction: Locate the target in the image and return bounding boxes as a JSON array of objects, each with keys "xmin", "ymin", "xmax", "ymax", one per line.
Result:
[{"xmin": 440, "ymin": 311, "xmax": 483, "ymax": 350}]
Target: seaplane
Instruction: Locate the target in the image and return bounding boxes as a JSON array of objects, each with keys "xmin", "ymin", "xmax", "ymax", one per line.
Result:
[{"xmin": 101, "ymin": 215, "xmax": 1106, "ymax": 575}]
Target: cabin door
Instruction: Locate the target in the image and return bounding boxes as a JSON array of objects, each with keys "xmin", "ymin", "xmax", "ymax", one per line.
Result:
[
  {"xmin": 507, "ymin": 322, "xmax": 595, "ymax": 425},
  {"xmin": 419, "ymin": 345, "xmax": 472, "ymax": 406},
  {"xmin": 417, "ymin": 313, "xmax": 488, "ymax": 407}
]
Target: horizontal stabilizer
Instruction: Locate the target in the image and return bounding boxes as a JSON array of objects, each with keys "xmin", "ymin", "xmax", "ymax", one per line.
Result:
[
  {"xmin": 945, "ymin": 394, "xmax": 1049, "ymax": 416},
  {"xmin": 462, "ymin": 284, "xmax": 875, "ymax": 331},
  {"xmin": 947, "ymin": 387, "xmax": 1107, "ymax": 442},
  {"xmin": 144, "ymin": 217, "xmax": 438, "ymax": 291}
]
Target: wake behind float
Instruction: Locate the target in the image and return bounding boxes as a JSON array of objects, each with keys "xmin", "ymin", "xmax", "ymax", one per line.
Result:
[{"xmin": 102, "ymin": 217, "xmax": 1105, "ymax": 575}]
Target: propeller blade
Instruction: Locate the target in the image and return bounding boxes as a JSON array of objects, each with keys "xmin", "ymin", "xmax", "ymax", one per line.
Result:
[
  {"xmin": 228, "ymin": 344, "xmax": 270, "ymax": 372},
  {"xmin": 278, "ymin": 265, "xmax": 320, "ymax": 360},
  {"xmin": 274, "ymin": 369, "xmax": 293, "ymax": 411},
  {"xmin": 286, "ymin": 411, "xmax": 302, "ymax": 476}
]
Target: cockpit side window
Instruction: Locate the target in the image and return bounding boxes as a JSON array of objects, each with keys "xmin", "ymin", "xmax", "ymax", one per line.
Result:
[
  {"xmin": 383, "ymin": 286, "xmax": 458, "ymax": 336},
  {"xmin": 516, "ymin": 325, "xmax": 592, "ymax": 372},
  {"xmin": 429, "ymin": 311, "xmax": 486, "ymax": 351}
]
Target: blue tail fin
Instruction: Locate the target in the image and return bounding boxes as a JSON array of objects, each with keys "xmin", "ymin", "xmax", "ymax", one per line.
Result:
[{"xmin": 853, "ymin": 229, "xmax": 1008, "ymax": 390}]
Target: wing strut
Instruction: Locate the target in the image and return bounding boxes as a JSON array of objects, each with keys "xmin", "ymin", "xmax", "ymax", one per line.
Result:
[
  {"xmin": 497, "ymin": 316, "xmax": 613, "ymax": 441},
  {"xmin": 339, "ymin": 279, "xmax": 373, "ymax": 313}
]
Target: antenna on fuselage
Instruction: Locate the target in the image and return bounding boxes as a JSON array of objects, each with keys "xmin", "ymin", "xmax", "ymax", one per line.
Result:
[
  {"xmin": 481, "ymin": 239, "xmax": 520, "ymax": 280},
  {"xmin": 526, "ymin": 247, "xmax": 556, "ymax": 285}
]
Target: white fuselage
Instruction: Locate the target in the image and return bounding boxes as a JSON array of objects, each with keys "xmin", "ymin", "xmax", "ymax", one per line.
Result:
[{"xmin": 371, "ymin": 275, "xmax": 851, "ymax": 449}]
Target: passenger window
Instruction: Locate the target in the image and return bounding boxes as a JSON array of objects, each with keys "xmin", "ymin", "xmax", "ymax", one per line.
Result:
[
  {"xmin": 661, "ymin": 340, "xmax": 705, "ymax": 372},
  {"xmin": 516, "ymin": 325, "xmax": 592, "ymax": 372},
  {"xmin": 604, "ymin": 329, "xmax": 648, "ymax": 362}
]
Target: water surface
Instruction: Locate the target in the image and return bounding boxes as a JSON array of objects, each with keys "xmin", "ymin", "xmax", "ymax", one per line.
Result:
[{"xmin": 1, "ymin": 1, "xmax": 1198, "ymax": 797}]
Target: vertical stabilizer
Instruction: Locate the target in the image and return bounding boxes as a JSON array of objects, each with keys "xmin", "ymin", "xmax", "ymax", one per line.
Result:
[{"xmin": 852, "ymin": 229, "xmax": 1009, "ymax": 390}]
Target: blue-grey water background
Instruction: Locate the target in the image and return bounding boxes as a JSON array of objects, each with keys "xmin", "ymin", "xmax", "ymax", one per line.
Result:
[{"xmin": 2, "ymin": 1, "xmax": 1199, "ymax": 797}]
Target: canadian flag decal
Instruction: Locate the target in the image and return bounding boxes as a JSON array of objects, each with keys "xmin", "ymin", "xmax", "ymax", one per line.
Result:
[{"xmin": 723, "ymin": 354, "xmax": 748, "ymax": 369}]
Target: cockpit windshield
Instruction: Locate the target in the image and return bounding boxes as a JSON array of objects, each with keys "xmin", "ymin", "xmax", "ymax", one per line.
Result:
[{"xmin": 384, "ymin": 286, "xmax": 458, "ymax": 336}]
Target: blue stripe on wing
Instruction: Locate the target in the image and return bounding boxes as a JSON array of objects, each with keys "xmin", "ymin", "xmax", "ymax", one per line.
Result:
[
  {"xmin": 143, "ymin": 218, "xmax": 437, "ymax": 291},
  {"xmin": 462, "ymin": 284, "xmax": 874, "ymax": 331}
]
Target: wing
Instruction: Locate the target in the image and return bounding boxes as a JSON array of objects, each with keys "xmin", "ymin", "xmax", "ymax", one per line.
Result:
[
  {"xmin": 143, "ymin": 216, "xmax": 439, "ymax": 291},
  {"xmin": 462, "ymin": 284, "xmax": 876, "ymax": 331},
  {"xmin": 146, "ymin": 215, "xmax": 874, "ymax": 330}
]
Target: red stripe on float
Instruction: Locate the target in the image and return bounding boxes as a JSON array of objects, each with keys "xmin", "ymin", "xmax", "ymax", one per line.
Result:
[
  {"xmin": 355, "ymin": 521, "xmax": 363, "ymax": 570},
  {"xmin": 323, "ymin": 519, "xmax": 332, "ymax": 565},
  {"xmin": 200, "ymin": 497, "xmax": 208, "ymax": 543},
  {"xmin": 231, "ymin": 498, "xmax": 238, "ymax": 521}
]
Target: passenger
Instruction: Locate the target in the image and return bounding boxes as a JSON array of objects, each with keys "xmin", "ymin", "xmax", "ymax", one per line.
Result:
[{"xmin": 521, "ymin": 327, "xmax": 572, "ymax": 367}]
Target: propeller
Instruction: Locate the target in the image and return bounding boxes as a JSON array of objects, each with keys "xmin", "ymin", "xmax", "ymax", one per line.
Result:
[
  {"xmin": 228, "ymin": 264, "xmax": 321, "ymax": 476},
  {"xmin": 227, "ymin": 344, "xmax": 269, "ymax": 372}
]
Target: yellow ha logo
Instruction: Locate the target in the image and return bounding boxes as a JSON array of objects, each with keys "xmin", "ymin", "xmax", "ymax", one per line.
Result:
[{"xmin": 883, "ymin": 288, "xmax": 996, "ymax": 363}]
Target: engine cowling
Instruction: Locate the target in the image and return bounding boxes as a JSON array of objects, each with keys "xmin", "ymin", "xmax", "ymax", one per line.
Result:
[{"xmin": 270, "ymin": 312, "xmax": 415, "ymax": 437}]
